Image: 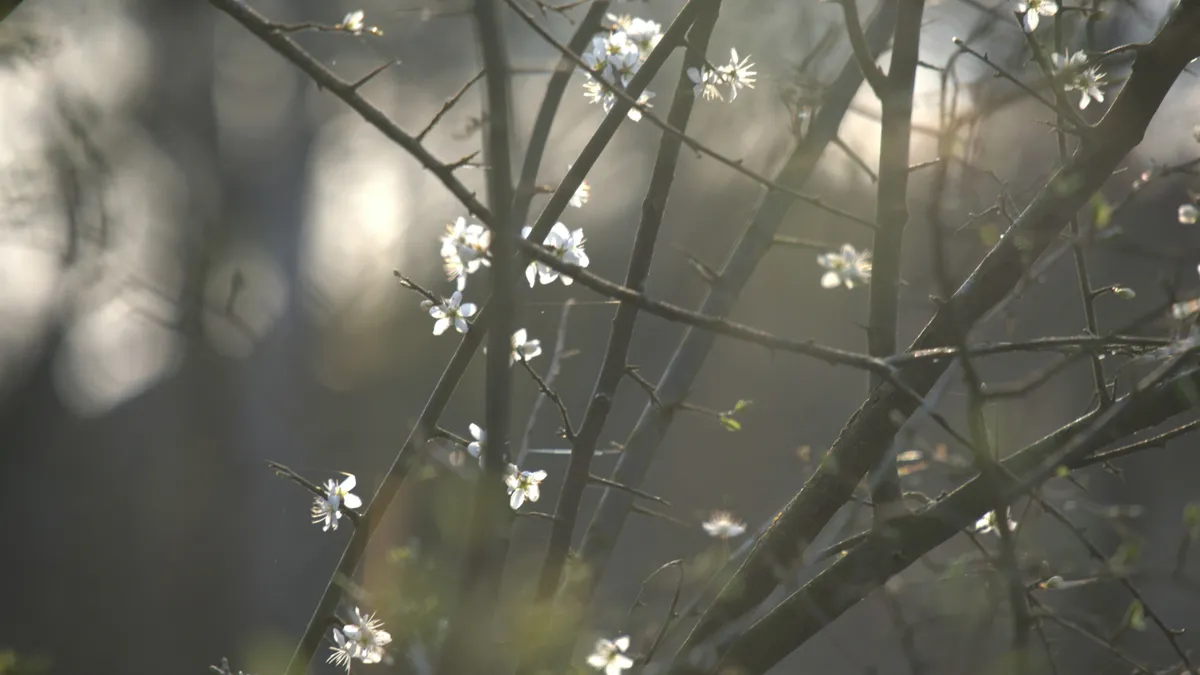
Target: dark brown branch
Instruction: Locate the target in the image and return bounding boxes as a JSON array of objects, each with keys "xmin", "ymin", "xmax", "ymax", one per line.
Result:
[
  {"xmin": 708, "ymin": 360, "xmax": 1200, "ymax": 675},
  {"xmin": 677, "ymin": 0, "xmax": 1200, "ymax": 660},
  {"xmin": 436, "ymin": 2, "xmax": 518, "ymax": 674},
  {"xmin": 838, "ymin": 0, "xmax": 890, "ymax": 96},
  {"xmin": 519, "ymin": 356, "xmax": 576, "ymax": 441}
]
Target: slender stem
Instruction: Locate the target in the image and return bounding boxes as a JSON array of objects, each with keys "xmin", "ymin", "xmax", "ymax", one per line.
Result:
[
  {"xmin": 867, "ymin": 0, "xmax": 925, "ymax": 526},
  {"xmin": 435, "ymin": 2, "xmax": 517, "ymax": 674}
]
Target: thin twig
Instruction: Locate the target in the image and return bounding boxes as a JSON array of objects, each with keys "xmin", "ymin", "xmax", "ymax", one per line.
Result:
[{"xmin": 416, "ymin": 69, "xmax": 486, "ymax": 142}]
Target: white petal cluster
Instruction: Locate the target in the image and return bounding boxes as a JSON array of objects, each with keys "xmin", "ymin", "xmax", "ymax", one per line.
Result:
[
  {"xmin": 426, "ymin": 291, "xmax": 477, "ymax": 336},
  {"xmin": 817, "ymin": 244, "xmax": 872, "ymax": 290},
  {"xmin": 586, "ymin": 635, "xmax": 635, "ymax": 675},
  {"xmin": 1051, "ymin": 51, "xmax": 1105, "ymax": 110},
  {"xmin": 688, "ymin": 48, "xmax": 757, "ymax": 102},
  {"xmin": 1015, "ymin": 0, "xmax": 1057, "ymax": 31},
  {"xmin": 1179, "ymin": 203, "xmax": 1199, "ymax": 225},
  {"xmin": 505, "ymin": 463, "xmax": 548, "ymax": 510},
  {"xmin": 327, "ymin": 607, "xmax": 392, "ymax": 672},
  {"xmin": 311, "ymin": 474, "xmax": 363, "ymax": 532},
  {"xmin": 511, "ymin": 329, "xmax": 543, "ymax": 365},
  {"xmin": 702, "ymin": 510, "xmax": 747, "ymax": 539},
  {"xmin": 440, "ymin": 216, "xmax": 491, "ymax": 291},
  {"xmin": 521, "ymin": 223, "xmax": 590, "ymax": 287},
  {"xmin": 579, "ymin": 15, "xmax": 664, "ymax": 120}
]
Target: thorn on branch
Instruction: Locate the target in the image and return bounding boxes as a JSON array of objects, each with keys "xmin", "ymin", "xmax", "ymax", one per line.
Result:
[
  {"xmin": 350, "ymin": 60, "xmax": 398, "ymax": 91},
  {"xmin": 519, "ymin": 357, "xmax": 576, "ymax": 441},
  {"xmin": 626, "ymin": 365, "xmax": 665, "ymax": 409}
]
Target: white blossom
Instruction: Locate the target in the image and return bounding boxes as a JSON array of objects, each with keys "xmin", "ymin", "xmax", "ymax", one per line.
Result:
[
  {"xmin": 579, "ymin": 18, "xmax": 661, "ymax": 120},
  {"xmin": 582, "ymin": 80, "xmax": 654, "ymax": 121},
  {"xmin": 687, "ymin": 66, "xmax": 723, "ymax": 101},
  {"xmin": 716, "ymin": 48, "xmax": 756, "ymax": 101},
  {"xmin": 587, "ymin": 636, "xmax": 635, "ymax": 675},
  {"xmin": 817, "ymin": 244, "xmax": 872, "ymax": 289},
  {"xmin": 1179, "ymin": 203, "xmax": 1199, "ymax": 225},
  {"xmin": 428, "ymin": 291, "xmax": 477, "ymax": 335},
  {"xmin": 440, "ymin": 217, "xmax": 491, "ymax": 291},
  {"xmin": 1016, "ymin": 0, "xmax": 1057, "ymax": 31},
  {"xmin": 327, "ymin": 607, "xmax": 392, "ymax": 672},
  {"xmin": 974, "ymin": 508, "xmax": 1018, "ymax": 535},
  {"xmin": 341, "ymin": 10, "xmax": 365, "ymax": 34},
  {"xmin": 467, "ymin": 423, "xmax": 485, "ymax": 461},
  {"xmin": 702, "ymin": 510, "xmax": 747, "ymax": 539},
  {"xmin": 624, "ymin": 17, "xmax": 663, "ymax": 53},
  {"xmin": 311, "ymin": 474, "xmax": 363, "ymax": 532},
  {"xmin": 1052, "ymin": 50, "xmax": 1105, "ymax": 110},
  {"xmin": 521, "ymin": 222, "xmax": 589, "ymax": 287},
  {"xmin": 511, "ymin": 328, "xmax": 543, "ymax": 364},
  {"xmin": 505, "ymin": 463, "xmax": 548, "ymax": 510}
]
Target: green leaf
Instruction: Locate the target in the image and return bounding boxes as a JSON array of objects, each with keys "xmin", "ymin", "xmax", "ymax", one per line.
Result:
[
  {"xmin": 1090, "ymin": 192, "xmax": 1113, "ymax": 229},
  {"xmin": 719, "ymin": 416, "xmax": 742, "ymax": 432}
]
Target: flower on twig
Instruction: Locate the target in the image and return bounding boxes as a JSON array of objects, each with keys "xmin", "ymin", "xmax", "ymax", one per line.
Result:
[
  {"xmin": 327, "ymin": 607, "xmax": 392, "ymax": 672},
  {"xmin": 521, "ymin": 223, "xmax": 589, "ymax": 287},
  {"xmin": 1051, "ymin": 50, "xmax": 1105, "ymax": 110},
  {"xmin": 311, "ymin": 474, "xmax": 362, "ymax": 532},
  {"xmin": 511, "ymin": 329, "xmax": 543, "ymax": 364},
  {"xmin": 440, "ymin": 217, "xmax": 491, "ymax": 290},
  {"xmin": 586, "ymin": 635, "xmax": 635, "ymax": 675},
  {"xmin": 717, "ymin": 48, "xmax": 756, "ymax": 101},
  {"xmin": 817, "ymin": 244, "xmax": 872, "ymax": 289},
  {"xmin": 1015, "ymin": 0, "xmax": 1057, "ymax": 31},
  {"xmin": 338, "ymin": 10, "xmax": 381, "ymax": 36},
  {"xmin": 505, "ymin": 463, "xmax": 548, "ymax": 510},
  {"xmin": 687, "ymin": 66, "xmax": 723, "ymax": 101},
  {"xmin": 428, "ymin": 291, "xmax": 477, "ymax": 336}
]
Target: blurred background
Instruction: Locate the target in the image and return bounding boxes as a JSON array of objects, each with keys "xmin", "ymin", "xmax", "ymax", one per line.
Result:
[{"xmin": 1, "ymin": 0, "xmax": 1200, "ymax": 673}]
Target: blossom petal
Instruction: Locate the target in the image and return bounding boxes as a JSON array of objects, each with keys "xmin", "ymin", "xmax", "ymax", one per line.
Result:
[
  {"xmin": 510, "ymin": 489, "xmax": 526, "ymax": 510},
  {"xmin": 821, "ymin": 271, "xmax": 841, "ymax": 289},
  {"xmin": 433, "ymin": 317, "xmax": 451, "ymax": 335},
  {"xmin": 343, "ymin": 494, "xmax": 363, "ymax": 509},
  {"xmin": 455, "ymin": 317, "xmax": 469, "ymax": 334},
  {"xmin": 614, "ymin": 636, "xmax": 630, "ymax": 652},
  {"xmin": 340, "ymin": 474, "xmax": 357, "ymax": 492}
]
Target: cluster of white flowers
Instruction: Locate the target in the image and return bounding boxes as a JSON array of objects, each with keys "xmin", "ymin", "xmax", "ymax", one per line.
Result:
[
  {"xmin": 587, "ymin": 635, "xmax": 635, "ymax": 675},
  {"xmin": 441, "ymin": 216, "xmax": 492, "ymax": 291},
  {"xmin": 579, "ymin": 14, "xmax": 664, "ymax": 120},
  {"xmin": 521, "ymin": 223, "xmax": 590, "ymax": 287},
  {"xmin": 328, "ymin": 607, "xmax": 392, "ymax": 672},
  {"xmin": 687, "ymin": 48, "xmax": 757, "ymax": 102},
  {"xmin": 817, "ymin": 244, "xmax": 872, "ymax": 290},
  {"xmin": 1051, "ymin": 50, "xmax": 1106, "ymax": 110},
  {"xmin": 1015, "ymin": 0, "xmax": 1057, "ymax": 31},
  {"xmin": 1180, "ymin": 203, "xmax": 1199, "ymax": 225},
  {"xmin": 311, "ymin": 474, "xmax": 363, "ymax": 532}
]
